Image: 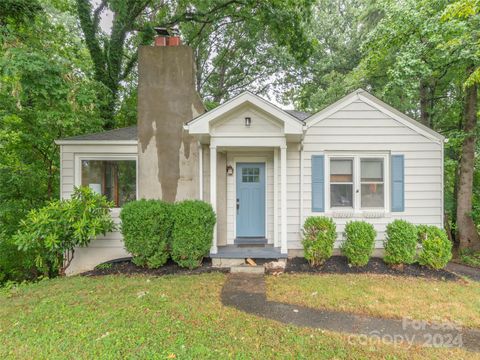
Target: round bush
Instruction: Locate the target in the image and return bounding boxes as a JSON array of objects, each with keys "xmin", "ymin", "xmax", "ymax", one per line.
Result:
[
  {"xmin": 417, "ymin": 225, "xmax": 452, "ymax": 269},
  {"xmin": 384, "ymin": 220, "xmax": 418, "ymax": 265},
  {"xmin": 120, "ymin": 199, "xmax": 173, "ymax": 268},
  {"xmin": 341, "ymin": 221, "xmax": 376, "ymax": 267},
  {"xmin": 302, "ymin": 216, "xmax": 336, "ymax": 267},
  {"xmin": 171, "ymin": 200, "xmax": 216, "ymax": 269}
]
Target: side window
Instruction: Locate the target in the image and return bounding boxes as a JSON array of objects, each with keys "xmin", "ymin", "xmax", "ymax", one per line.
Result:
[
  {"xmin": 330, "ymin": 158, "xmax": 353, "ymax": 207},
  {"xmin": 81, "ymin": 160, "xmax": 136, "ymax": 207}
]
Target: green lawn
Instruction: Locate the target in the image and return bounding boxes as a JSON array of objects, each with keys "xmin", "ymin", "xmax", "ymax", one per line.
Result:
[
  {"xmin": 267, "ymin": 274, "xmax": 480, "ymax": 329},
  {"xmin": 0, "ymin": 274, "xmax": 476, "ymax": 359}
]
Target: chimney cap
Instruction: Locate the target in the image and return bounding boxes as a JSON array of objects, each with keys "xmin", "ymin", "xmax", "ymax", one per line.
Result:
[
  {"xmin": 154, "ymin": 27, "xmax": 170, "ymax": 36},
  {"xmin": 154, "ymin": 27, "xmax": 180, "ymax": 37}
]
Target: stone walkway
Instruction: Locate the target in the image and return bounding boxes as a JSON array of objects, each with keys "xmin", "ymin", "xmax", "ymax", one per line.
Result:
[{"xmin": 221, "ymin": 274, "xmax": 480, "ymax": 352}]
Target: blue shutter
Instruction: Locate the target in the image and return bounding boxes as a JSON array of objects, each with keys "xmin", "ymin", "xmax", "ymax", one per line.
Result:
[
  {"xmin": 391, "ymin": 155, "xmax": 405, "ymax": 212},
  {"xmin": 311, "ymin": 155, "xmax": 325, "ymax": 212}
]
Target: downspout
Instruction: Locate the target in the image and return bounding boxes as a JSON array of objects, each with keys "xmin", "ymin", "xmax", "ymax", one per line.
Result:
[{"xmin": 299, "ymin": 125, "xmax": 307, "ymax": 232}]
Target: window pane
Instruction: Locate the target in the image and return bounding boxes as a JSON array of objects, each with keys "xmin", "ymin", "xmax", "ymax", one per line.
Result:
[
  {"xmin": 330, "ymin": 159, "xmax": 352, "ymax": 182},
  {"xmin": 81, "ymin": 160, "xmax": 136, "ymax": 207},
  {"xmin": 361, "ymin": 184, "xmax": 384, "ymax": 208},
  {"xmin": 331, "ymin": 184, "xmax": 353, "ymax": 207},
  {"xmin": 361, "ymin": 159, "xmax": 383, "ymax": 182}
]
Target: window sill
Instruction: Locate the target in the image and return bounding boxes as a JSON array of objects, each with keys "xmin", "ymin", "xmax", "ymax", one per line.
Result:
[{"xmin": 326, "ymin": 210, "xmax": 389, "ymax": 219}]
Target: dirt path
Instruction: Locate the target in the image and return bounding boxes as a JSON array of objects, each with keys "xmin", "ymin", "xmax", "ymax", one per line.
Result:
[{"xmin": 221, "ymin": 274, "xmax": 480, "ymax": 352}]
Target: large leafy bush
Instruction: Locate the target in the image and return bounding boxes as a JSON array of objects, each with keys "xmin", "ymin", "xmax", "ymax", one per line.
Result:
[
  {"xmin": 14, "ymin": 187, "xmax": 114, "ymax": 276},
  {"xmin": 121, "ymin": 200, "xmax": 173, "ymax": 268},
  {"xmin": 417, "ymin": 225, "xmax": 452, "ymax": 269},
  {"xmin": 341, "ymin": 221, "xmax": 376, "ymax": 267},
  {"xmin": 302, "ymin": 216, "xmax": 336, "ymax": 266},
  {"xmin": 384, "ymin": 220, "xmax": 418, "ymax": 265},
  {"xmin": 171, "ymin": 200, "xmax": 216, "ymax": 269}
]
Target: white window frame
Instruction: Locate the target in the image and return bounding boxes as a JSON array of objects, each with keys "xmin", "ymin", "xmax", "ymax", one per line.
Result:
[
  {"xmin": 74, "ymin": 154, "xmax": 139, "ymax": 213},
  {"xmin": 325, "ymin": 152, "xmax": 389, "ymax": 214}
]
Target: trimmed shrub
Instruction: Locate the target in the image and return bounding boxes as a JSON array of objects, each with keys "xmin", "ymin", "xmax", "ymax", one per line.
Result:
[
  {"xmin": 171, "ymin": 200, "xmax": 216, "ymax": 269},
  {"xmin": 121, "ymin": 199, "xmax": 174, "ymax": 268},
  {"xmin": 341, "ymin": 221, "xmax": 376, "ymax": 267},
  {"xmin": 384, "ymin": 220, "xmax": 418, "ymax": 265},
  {"xmin": 302, "ymin": 216, "xmax": 336, "ymax": 266},
  {"xmin": 417, "ymin": 225, "xmax": 452, "ymax": 269}
]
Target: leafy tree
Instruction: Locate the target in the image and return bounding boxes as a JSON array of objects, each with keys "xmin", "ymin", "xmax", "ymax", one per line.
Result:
[{"xmin": 75, "ymin": 0, "xmax": 315, "ymax": 127}]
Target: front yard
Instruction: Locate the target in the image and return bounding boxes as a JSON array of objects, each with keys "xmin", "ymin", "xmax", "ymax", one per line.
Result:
[
  {"xmin": 0, "ymin": 273, "xmax": 478, "ymax": 359},
  {"xmin": 267, "ymin": 273, "xmax": 480, "ymax": 329}
]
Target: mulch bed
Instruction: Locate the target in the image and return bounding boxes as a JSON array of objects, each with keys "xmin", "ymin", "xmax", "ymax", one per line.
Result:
[
  {"xmin": 82, "ymin": 258, "xmax": 229, "ymax": 277},
  {"xmin": 286, "ymin": 256, "xmax": 461, "ymax": 281}
]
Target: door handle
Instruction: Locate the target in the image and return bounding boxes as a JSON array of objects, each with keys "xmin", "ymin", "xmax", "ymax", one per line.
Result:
[{"xmin": 236, "ymin": 198, "xmax": 240, "ymax": 210}]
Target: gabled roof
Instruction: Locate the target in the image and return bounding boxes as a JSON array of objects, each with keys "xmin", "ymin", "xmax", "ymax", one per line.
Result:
[
  {"xmin": 55, "ymin": 126, "xmax": 137, "ymax": 145},
  {"xmin": 306, "ymin": 89, "xmax": 444, "ymax": 143},
  {"xmin": 185, "ymin": 91, "xmax": 305, "ymax": 135}
]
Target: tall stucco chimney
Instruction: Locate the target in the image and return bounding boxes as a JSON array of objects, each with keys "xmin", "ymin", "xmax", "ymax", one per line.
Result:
[{"xmin": 137, "ymin": 32, "xmax": 205, "ymax": 202}]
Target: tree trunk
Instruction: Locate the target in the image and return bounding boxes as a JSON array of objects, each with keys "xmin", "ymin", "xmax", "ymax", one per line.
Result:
[
  {"xmin": 419, "ymin": 80, "xmax": 430, "ymax": 127},
  {"xmin": 456, "ymin": 69, "xmax": 480, "ymax": 250}
]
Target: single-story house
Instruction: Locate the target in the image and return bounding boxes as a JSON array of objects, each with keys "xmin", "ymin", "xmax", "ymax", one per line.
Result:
[{"xmin": 56, "ymin": 34, "xmax": 444, "ymax": 274}]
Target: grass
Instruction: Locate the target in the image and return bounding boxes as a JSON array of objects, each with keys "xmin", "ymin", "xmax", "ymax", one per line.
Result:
[
  {"xmin": 0, "ymin": 273, "xmax": 476, "ymax": 359},
  {"xmin": 267, "ymin": 273, "xmax": 480, "ymax": 329}
]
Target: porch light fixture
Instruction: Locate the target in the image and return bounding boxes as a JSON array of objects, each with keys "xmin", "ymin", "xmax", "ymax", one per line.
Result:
[
  {"xmin": 244, "ymin": 116, "xmax": 251, "ymax": 127},
  {"xmin": 226, "ymin": 165, "xmax": 234, "ymax": 176}
]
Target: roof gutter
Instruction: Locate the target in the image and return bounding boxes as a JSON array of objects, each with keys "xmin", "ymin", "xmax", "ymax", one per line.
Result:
[{"xmin": 54, "ymin": 140, "xmax": 138, "ymax": 145}]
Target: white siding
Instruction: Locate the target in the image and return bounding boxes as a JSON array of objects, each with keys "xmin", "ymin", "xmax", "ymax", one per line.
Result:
[
  {"xmin": 291, "ymin": 99, "xmax": 443, "ymax": 250},
  {"xmin": 211, "ymin": 106, "xmax": 283, "ymax": 136},
  {"xmin": 60, "ymin": 143, "xmax": 138, "ymax": 274}
]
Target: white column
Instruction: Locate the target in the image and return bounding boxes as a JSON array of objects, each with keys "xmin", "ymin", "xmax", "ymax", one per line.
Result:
[
  {"xmin": 198, "ymin": 142, "xmax": 203, "ymax": 200},
  {"xmin": 273, "ymin": 148, "xmax": 279, "ymax": 247},
  {"xmin": 210, "ymin": 145, "xmax": 217, "ymax": 254},
  {"xmin": 280, "ymin": 145, "xmax": 287, "ymax": 254}
]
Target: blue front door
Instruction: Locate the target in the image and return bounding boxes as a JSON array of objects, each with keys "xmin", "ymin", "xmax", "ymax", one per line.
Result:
[{"xmin": 236, "ymin": 163, "xmax": 266, "ymax": 237}]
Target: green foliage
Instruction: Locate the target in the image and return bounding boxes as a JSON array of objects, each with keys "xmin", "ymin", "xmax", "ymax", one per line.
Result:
[
  {"xmin": 13, "ymin": 187, "xmax": 114, "ymax": 276},
  {"xmin": 341, "ymin": 221, "xmax": 376, "ymax": 267},
  {"xmin": 120, "ymin": 200, "xmax": 174, "ymax": 269},
  {"xmin": 384, "ymin": 220, "xmax": 418, "ymax": 265},
  {"xmin": 0, "ymin": 234, "xmax": 37, "ymax": 286},
  {"xmin": 302, "ymin": 216, "xmax": 337, "ymax": 266},
  {"xmin": 459, "ymin": 248, "xmax": 480, "ymax": 268},
  {"xmin": 417, "ymin": 226, "xmax": 452, "ymax": 270},
  {"xmin": 0, "ymin": 0, "xmax": 105, "ymax": 240},
  {"xmin": 171, "ymin": 200, "xmax": 216, "ymax": 269}
]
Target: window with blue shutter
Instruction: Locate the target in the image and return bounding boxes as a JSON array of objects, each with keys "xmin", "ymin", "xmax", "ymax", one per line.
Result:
[
  {"xmin": 311, "ymin": 155, "xmax": 325, "ymax": 212},
  {"xmin": 391, "ymin": 155, "xmax": 405, "ymax": 212}
]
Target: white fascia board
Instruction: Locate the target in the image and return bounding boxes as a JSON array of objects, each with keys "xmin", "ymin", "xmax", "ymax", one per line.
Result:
[
  {"xmin": 186, "ymin": 91, "xmax": 303, "ymax": 135},
  {"xmin": 358, "ymin": 92, "xmax": 444, "ymax": 143},
  {"xmin": 305, "ymin": 88, "xmax": 444, "ymax": 144},
  {"xmin": 305, "ymin": 90, "xmax": 360, "ymax": 128},
  {"xmin": 55, "ymin": 140, "xmax": 138, "ymax": 145}
]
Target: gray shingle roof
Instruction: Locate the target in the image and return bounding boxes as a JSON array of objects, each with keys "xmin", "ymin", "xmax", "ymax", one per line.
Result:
[
  {"xmin": 58, "ymin": 108, "xmax": 308, "ymax": 142},
  {"xmin": 59, "ymin": 126, "xmax": 137, "ymax": 141},
  {"xmin": 285, "ymin": 109, "xmax": 310, "ymax": 121}
]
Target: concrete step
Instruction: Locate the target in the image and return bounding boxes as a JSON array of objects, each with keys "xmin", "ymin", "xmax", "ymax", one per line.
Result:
[{"xmin": 230, "ymin": 265, "xmax": 265, "ymax": 274}]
